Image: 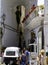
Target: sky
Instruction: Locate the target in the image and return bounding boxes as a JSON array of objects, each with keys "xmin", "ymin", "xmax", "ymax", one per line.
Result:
[{"xmin": 37, "ymin": 0, "xmax": 44, "ymax": 6}]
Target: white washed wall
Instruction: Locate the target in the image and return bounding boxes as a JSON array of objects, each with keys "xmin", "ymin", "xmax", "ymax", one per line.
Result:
[
  {"xmin": 0, "ymin": 0, "xmax": 1, "ymax": 48},
  {"xmin": 1, "ymin": 0, "xmax": 19, "ymax": 47},
  {"xmin": 24, "ymin": 30, "xmax": 31, "ymax": 47},
  {"xmin": 44, "ymin": 0, "xmax": 48, "ymax": 51},
  {"xmin": 0, "ymin": 0, "xmax": 1, "ymax": 22},
  {"xmin": 1, "ymin": 0, "xmax": 37, "ymax": 47}
]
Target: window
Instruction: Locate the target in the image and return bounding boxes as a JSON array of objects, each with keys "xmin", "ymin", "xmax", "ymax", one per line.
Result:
[{"xmin": 6, "ymin": 51, "xmax": 15, "ymax": 56}]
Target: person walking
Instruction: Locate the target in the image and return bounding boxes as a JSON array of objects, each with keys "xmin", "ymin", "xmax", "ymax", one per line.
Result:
[
  {"xmin": 40, "ymin": 50, "xmax": 45, "ymax": 65},
  {"xmin": 24, "ymin": 48, "xmax": 30, "ymax": 65},
  {"xmin": 20, "ymin": 50, "xmax": 26, "ymax": 65}
]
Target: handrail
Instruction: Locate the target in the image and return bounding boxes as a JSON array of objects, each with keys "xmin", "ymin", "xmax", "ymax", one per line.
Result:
[{"xmin": 22, "ymin": 6, "xmax": 36, "ymax": 23}]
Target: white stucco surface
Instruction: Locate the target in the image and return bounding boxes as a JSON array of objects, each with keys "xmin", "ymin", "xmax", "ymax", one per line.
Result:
[
  {"xmin": 1, "ymin": 0, "xmax": 37, "ymax": 47},
  {"xmin": 44, "ymin": 0, "xmax": 48, "ymax": 51}
]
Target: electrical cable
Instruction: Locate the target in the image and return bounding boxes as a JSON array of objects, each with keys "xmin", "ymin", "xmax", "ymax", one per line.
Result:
[{"xmin": 0, "ymin": 22, "xmax": 17, "ymax": 32}]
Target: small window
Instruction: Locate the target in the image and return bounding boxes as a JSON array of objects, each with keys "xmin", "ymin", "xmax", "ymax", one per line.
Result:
[{"xmin": 6, "ymin": 51, "xmax": 15, "ymax": 56}]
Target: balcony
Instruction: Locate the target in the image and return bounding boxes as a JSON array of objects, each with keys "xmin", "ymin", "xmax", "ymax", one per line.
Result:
[{"xmin": 23, "ymin": 6, "xmax": 44, "ymax": 30}]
